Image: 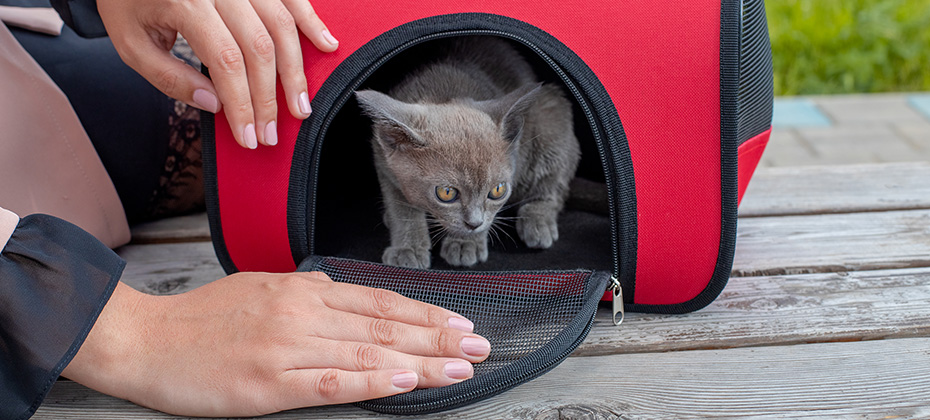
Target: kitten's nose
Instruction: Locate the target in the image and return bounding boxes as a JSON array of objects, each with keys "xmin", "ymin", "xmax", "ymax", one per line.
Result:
[
  {"xmin": 463, "ymin": 210, "xmax": 484, "ymax": 231},
  {"xmin": 464, "ymin": 220, "xmax": 482, "ymax": 231}
]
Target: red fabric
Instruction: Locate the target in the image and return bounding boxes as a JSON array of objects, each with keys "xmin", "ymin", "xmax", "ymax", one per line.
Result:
[
  {"xmin": 214, "ymin": 0, "xmax": 726, "ymax": 307},
  {"xmin": 737, "ymin": 129, "xmax": 771, "ymax": 205}
]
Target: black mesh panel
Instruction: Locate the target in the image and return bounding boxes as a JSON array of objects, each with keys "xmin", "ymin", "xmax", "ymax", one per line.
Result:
[
  {"xmin": 737, "ymin": 0, "xmax": 775, "ymax": 144},
  {"xmin": 299, "ymin": 256, "xmax": 610, "ymax": 414}
]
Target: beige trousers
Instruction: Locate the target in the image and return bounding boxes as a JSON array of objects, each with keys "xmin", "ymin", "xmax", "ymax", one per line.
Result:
[{"xmin": 0, "ymin": 22, "xmax": 129, "ymax": 248}]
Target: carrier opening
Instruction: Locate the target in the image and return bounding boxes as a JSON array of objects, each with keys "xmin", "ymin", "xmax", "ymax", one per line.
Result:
[{"xmin": 312, "ymin": 34, "xmax": 616, "ymax": 274}]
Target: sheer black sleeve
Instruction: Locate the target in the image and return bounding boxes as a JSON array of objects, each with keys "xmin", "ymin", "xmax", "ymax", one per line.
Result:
[
  {"xmin": 49, "ymin": 0, "xmax": 106, "ymax": 38},
  {"xmin": 0, "ymin": 214, "xmax": 124, "ymax": 420}
]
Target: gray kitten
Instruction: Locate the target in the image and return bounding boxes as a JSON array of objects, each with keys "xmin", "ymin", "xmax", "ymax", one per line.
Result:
[{"xmin": 356, "ymin": 37, "xmax": 580, "ymax": 269}]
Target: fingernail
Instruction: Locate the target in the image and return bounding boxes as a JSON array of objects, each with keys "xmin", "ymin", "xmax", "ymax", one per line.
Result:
[
  {"xmin": 264, "ymin": 121, "xmax": 278, "ymax": 146},
  {"xmin": 298, "ymin": 92, "xmax": 312, "ymax": 116},
  {"xmin": 391, "ymin": 371, "xmax": 418, "ymax": 389},
  {"xmin": 461, "ymin": 337, "xmax": 490, "ymax": 357},
  {"xmin": 444, "ymin": 361, "xmax": 473, "ymax": 380},
  {"xmin": 192, "ymin": 89, "xmax": 220, "ymax": 113},
  {"xmin": 322, "ymin": 29, "xmax": 339, "ymax": 47},
  {"xmin": 243, "ymin": 124, "xmax": 258, "ymax": 149},
  {"xmin": 448, "ymin": 317, "xmax": 474, "ymax": 333}
]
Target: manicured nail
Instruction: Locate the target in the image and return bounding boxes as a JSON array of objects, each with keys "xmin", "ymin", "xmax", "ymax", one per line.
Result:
[
  {"xmin": 243, "ymin": 124, "xmax": 258, "ymax": 149},
  {"xmin": 192, "ymin": 89, "xmax": 220, "ymax": 113},
  {"xmin": 391, "ymin": 371, "xmax": 418, "ymax": 389},
  {"xmin": 264, "ymin": 121, "xmax": 278, "ymax": 146},
  {"xmin": 448, "ymin": 317, "xmax": 474, "ymax": 333},
  {"xmin": 461, "ymin": 337, "xmax": 490, "ymax": 357},
  {"xmin": 322, "ymin": 29, "xmax": 339, "ymax": 47},
  {"xmin": 298, "ymin": 92, "xmax": 312, "ymax": 116},
  {"xmin": 444, "ymin": 361, "xmax": 473, "ymax": 380}
]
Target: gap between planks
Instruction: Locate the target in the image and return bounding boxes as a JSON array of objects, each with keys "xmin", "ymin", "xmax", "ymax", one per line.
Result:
[{"xmin": 35, "ymin": 337, "xmax": 930, "ymax": 419}]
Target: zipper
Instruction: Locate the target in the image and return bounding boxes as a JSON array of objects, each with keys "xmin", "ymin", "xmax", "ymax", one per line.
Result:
[
  {"xmin": 307, "ymin": 29, "xmax": 624, "ymax": 291},
  {"xmin": 609, "ymin": 275, "xmax": 625, "ymax": 326}
]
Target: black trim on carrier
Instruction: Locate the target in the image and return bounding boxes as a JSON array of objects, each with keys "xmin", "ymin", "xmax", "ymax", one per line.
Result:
[
  {"xmin": 200, "ymin": 67, "xmax": 238, "ymax": 275},
  {"xmin": 286, "ymin": 14, "xmax": 640, "ymax": 303}
]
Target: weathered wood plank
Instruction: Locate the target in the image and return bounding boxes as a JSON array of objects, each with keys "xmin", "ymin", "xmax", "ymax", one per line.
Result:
[
  {"xmin": 117, "ymin": 235, "xmax": 930, "ymax": 357},
  {"xmin": 119, "ymin": 207, "xmax": 930, "ymax": 293},
  {"xmin": 733, "ymin": 209, "xmax": 930, "ymax": 277},
  {"xmin": 581, "ymin": 267, "xmax": 930, "ymax": 356},
  {"xmin": 129, "ymin": 212, "xmax": 211, "ymax": 244},
  {"xmin": 739, "ymin": 162, "xmax": 930, "ymax": 217},
  {"xmin": 117, "ymin": 242, "xmax": 227, "ymax": 295},
  {"xmin": 35, "ymin": 338, "xmax": 930, "ymax": 419}
]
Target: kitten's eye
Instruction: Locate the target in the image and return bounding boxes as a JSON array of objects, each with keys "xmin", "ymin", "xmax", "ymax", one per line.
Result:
[
  {"xmin": 435, "ymin": 186, "xmax": 459, "ymax": 203},
  {"xmin": 488, "ymin": 183, "xmax": 508, "ymax": 200}
]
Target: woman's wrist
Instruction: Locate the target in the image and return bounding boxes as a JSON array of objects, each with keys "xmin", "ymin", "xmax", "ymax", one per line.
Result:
[{"xmin": 61, "ymin": 281, "xmax": 152, "ymax": 400}]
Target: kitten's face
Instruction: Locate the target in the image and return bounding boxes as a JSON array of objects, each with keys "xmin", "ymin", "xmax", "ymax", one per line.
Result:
[
  {"xmin": 357, "ymin": 86, "xmax": 540, "ymax": 237},
  {"xmin": 383, "ymin": 104, "xmax": 515, "ymax": 236}
]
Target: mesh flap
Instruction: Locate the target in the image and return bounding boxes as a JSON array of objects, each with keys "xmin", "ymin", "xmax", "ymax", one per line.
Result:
[{"xmin": 299, "ymin": 256, "xmax": 610, "ymax": 414}]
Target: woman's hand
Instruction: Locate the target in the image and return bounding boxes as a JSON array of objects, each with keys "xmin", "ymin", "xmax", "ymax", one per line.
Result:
[
  {"xmin": 62, "ymin": 272, "xmax": 490, "ymax": 417},
  {"xmin": 96, "ymin": 0, "xmax": 337, "ymax": 149}
]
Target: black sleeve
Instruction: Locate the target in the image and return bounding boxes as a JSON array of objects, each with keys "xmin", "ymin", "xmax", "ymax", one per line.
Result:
[
  {"xmin": 49, "ymin": 0, "xmax": 107, "ymax": 38},
  {"xmin": 0, "ymin": 214, "xmax": 124, "ymax": 420}
]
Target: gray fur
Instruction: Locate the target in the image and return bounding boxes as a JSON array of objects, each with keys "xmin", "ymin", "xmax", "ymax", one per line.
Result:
[{"xmin": 356, "ymin": 37, "xmax": 580, "ymax": 268}]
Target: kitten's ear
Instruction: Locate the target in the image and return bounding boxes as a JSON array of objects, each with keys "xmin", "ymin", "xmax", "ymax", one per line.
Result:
[
  {"xmin": 356, "ymin": 90, "xmax": 427, "ymax": 150},
  {"xmin": 478, "ymin": 83, "xmax": 543, "ymax": 143}
]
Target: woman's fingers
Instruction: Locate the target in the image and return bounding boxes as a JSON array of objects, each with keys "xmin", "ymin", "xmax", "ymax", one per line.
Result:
[
  {"xmin": 100, "ymin": 0, "xmax": 337, "ymax": 150},
  {"xmin": 180, "ymin": 5, "xmax": 257, "ymax": 149},
  {"xmin": 252, "ymin": 0, "xmax": 312, "ymax": 121},
  {"xmin": 275, "ymin": 368, "xmax": 416, "ymax": 410},
  {"xmin": 215, "ymin": 1, "xmax": 278, "ymax": 147},
  {"xmin": 116, "ymin": 32, "xmax": 222, "ymax": 115},
  {"xmin": 283, "ymin": 0, "xmax": 338, "ymax": 53},
  {"xmin": 310, "ymin": 310, "xmax": 490, "ymax": 363},
  {"xmin": 291, "ymin": 338, "xmax": 475, "ymax": 387},
  {"xmin": 319, "ymin": 281, "xmax": 476, "ymax": 332}
]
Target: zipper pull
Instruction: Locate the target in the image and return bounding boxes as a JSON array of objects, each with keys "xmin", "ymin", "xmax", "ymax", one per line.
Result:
[{"xmin": 609, "ymin": 276, "xmax": 624, "ymax": 326}]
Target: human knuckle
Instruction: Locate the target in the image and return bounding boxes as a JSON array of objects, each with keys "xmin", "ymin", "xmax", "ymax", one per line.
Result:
[
  {"xmin": 153, "ymin": 67, "xmax": 180, "ymax": 94},
  {"xmin": 283, "ymin": 72, "xmax": 307, "ymax": 90},
  {"xmin": 274, "ymin": 6, "xmax": 296, "ymax": 29},
  {"xmin": 432, "ymin": 328, "xmax": 454, "ymax": 355},
  {"xmin": 372, "ymin": 288, "xmax": 400, "ymax": 316},
  {"xmin": 215, "ymin": 45, "xmax": 245, "ymax": 72},
  {"xmin": 354, "ymin": 344, "xmax": 384, "ymax": 371},
  {"xmin": 369, "ymin": 318, "xmax": 399, "ymax": 346},
  {"xmin": 259, "ymin": 95, "xmax": 278, "ymax": 111},
  {"xmin": 279, "ymin": 273, "xmax": 308, "ymax": 288},
  {"xmin": 250, "ymin": 33, "xmax": 275, "ymax": 62},
  {"xmin": 315, "ymin": 369, "xmax": 342, "ymax": 400},
  {"xmin": 305, "ymin": 8, "xmax": 320, "ymax": 22},
  {"xmin": 425, "ymin": 308, "xmax": 445, "ymax": 327}
]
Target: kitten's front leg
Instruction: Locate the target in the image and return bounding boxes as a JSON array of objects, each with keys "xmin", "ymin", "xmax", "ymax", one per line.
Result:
[
  {"xmin": 517, "ymin": 200, "xmax": 560, "ymax": 249},
  {"xmin": 441, "ymin": 233, "xmax": 489, "ymax": 266},
  {"xmin": 381, "ymin": 188, "xmax": 431, "ymax": 269}
]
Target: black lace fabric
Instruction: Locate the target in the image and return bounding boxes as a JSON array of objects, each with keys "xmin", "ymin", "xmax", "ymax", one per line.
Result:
[{"xmin": 145, "ymin": 37, "xmax": 205, "ymax": 220}]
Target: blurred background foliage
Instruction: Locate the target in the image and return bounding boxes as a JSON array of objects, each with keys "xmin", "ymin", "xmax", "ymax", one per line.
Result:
[{"xmin": 765, "ymin": 0, "xmax": 930, "ymax": 95}]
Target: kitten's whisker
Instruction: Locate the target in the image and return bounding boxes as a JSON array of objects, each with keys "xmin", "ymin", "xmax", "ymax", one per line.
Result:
[{"xmin": 491, "ymin": 221, "xmax": 518, "ymax": 246}]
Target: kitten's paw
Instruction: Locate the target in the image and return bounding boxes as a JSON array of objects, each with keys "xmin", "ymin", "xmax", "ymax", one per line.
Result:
[
  {"xmin": 441, "ymin": 235, "xmax": 488, "ymax": 266},
  {"xmin": 517, "ymin": 205, "xmax": 560, "ymax": 249},
  {"xmin": 383, "ymin": 246, "xmax": 431, "ymax": 269}
]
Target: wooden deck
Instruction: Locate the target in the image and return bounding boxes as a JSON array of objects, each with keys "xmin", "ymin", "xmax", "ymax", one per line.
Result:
[{"xmin": 33, "ymin": 162, "xmax": 930, "ymax": 418}]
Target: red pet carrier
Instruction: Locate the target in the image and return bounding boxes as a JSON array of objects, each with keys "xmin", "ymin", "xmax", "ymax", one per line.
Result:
[{"xmin": 203, "ymin": 0, "xmax": 772, "ymax": 413}]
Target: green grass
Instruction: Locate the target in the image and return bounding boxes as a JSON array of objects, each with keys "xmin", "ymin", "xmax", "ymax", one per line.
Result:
[{"xmin": 766, "ymin": 0, "xmax": 930, "ymax": 95}]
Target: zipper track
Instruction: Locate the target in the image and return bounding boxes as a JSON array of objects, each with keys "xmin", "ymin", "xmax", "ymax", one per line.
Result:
[{"xmin": 306, "ymin": 29, "xmax": 623, "ymax": 283}]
